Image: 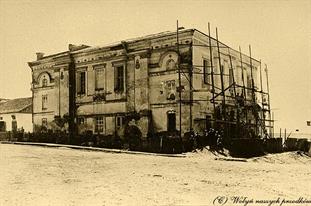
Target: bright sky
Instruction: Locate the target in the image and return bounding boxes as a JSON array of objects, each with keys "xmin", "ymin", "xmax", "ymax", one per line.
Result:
[{"xmin": 0, "ymin": 0, "xmax": 310, "ymax": 134}]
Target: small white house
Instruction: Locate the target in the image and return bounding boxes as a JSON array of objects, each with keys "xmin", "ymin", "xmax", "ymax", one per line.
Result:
[{"xmin": 0, "ymin": 97, "xmax": 32, "ymax": 132}]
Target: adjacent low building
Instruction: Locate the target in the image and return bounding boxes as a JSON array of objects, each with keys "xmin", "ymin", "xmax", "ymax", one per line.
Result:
[
  {"xmin": 28, "ymin": 28, "xmax": 267, "ymax": 143},
  {"xmin": 0, "ymin": 97, "xmax": 32, "ymax": 133}
]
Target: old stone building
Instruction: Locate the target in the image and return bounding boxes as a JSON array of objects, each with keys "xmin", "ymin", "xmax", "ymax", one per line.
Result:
[{"xmin": 28, "ymin": 28, "xmax": 265, "ymax": 143}]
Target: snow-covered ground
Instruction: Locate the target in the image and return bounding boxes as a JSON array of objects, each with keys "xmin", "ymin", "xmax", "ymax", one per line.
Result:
[{"xmin": 0, "ymin": 144, "xmax": 310, "ymax": 206}]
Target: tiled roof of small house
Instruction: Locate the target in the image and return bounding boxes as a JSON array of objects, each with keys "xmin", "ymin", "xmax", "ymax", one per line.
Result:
[{"xmin": 0, "ymin": 97, "xmax": 32, "ymax": 114}]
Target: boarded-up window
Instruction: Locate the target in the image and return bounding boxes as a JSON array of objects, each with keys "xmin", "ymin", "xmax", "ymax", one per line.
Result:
[
  {"xmin": 114, "ymin": 65, "xmax": 124, "ymax": 92},
  {"xmin": 203, "ymin": 59, "xmax": 210, "ymax": 84},
  {"xmin": 42, "ymin": 95, "xmax": 48, "ymax": 110},
  {"xmin": 95, "ymin": 116, "xmax": 104, "ymax": 133},
  {"xmin": 95, "ymin": 68, "xmax": 105, "ymax": 90},
  {"xmin": 77, "ymin": 72, "xmax": 86, "ymax": 95}
]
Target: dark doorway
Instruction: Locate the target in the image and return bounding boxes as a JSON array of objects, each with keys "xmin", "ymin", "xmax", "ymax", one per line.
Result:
[
  {"xmin": 0, "ymin": 121, "xmax": 6, "ymax": 132},
  {"xmin": 167, "ymin": 111, "xmax": 176, "ymax": 132},
  {"xmin": 206, "ymin": 115, "xmax": 212, "ymax": 131}
]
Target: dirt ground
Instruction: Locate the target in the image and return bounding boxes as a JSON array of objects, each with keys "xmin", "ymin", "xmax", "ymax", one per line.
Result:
[{"xmin": 0, "ymin": 144, "xmax": 310, "ymax": 206}]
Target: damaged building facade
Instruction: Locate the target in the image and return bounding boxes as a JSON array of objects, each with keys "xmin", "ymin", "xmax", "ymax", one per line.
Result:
[{"xmin": 28, "ymin": 28, "xmax": 271, "ymax": 144}]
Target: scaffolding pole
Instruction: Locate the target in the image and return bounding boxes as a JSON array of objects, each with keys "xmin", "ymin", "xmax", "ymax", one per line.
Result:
[
  {"xmin": 265, "ymin": 64, "xmax": 273, "ymax": 137},
  {"xmin": 259, "ymin": 60, "xmax": 266, "ymax": 137},
  {"xmin": 177, "ymin": 20, "xmax": 182, "ymax": 139},
  {"xmin": 216, "ymin": 28, "xmax": 226, "ymax": 121},
  {"xmin": 174, "ymin": 22, "xmax": 273, "ymax": 142},
  {"xmin": 248, "ymin": 45, "xmax": 258, "ymax": 135},
  {"xmin": 208, "ymin": 23, "xmax": 216, "ymax": 114},
  {"xmin": 228, "ymin": 48, "xmax": 239, "ymax": 137},
  {"xmin": 239, "ymin": 46, "xmax": 248, "ymax": 124}
]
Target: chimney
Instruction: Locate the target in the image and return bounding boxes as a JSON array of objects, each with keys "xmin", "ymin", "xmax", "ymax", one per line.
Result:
[
  {"xmin": 68, "ymin": 44, "xmax": 75, "ymax": 51},
  {"xmin": 36, "ymin": 52, "xmax": 44, "ymax": 60},
  {"xmin": 69, "ymin": 44, "xmax": 89, "ymax": 52}
]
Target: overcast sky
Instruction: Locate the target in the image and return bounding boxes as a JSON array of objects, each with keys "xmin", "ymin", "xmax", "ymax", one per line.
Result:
[{"xmin": 0, "ymin": 0, "xmax": 310, "ymax": 134}]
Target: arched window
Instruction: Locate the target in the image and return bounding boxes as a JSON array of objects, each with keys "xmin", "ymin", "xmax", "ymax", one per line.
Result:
[
  {"xmin": 42, "ymin": 76, "xmax": 48, "ymax": 87},
  {"xmin": 166, "ymin": 59, "xmax": 176, "ymax": 71}
]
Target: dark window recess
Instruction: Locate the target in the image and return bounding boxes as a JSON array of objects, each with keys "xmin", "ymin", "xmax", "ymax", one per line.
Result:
[
  {"xmin": 229, "ymin": 110, "xmax": 235, "ymax": 121},
  {"xmin": 77, "ymin": 72, "xmax": 86, "ymax": 95},
  {"xmin": 77, "ymin": 117, "xmax": 85, "ymax": 125},
  {"xmin": 60, "ymin": 72, "xmax": 64, "ymax": 80},
  {"xmin": 116, "ymin": 116, "xmax": 124, "ymax": 129},
  {"xmin": 229, "ymin": 68, "xmax": 233, "ymax": 85},
  {"xmin": 0, "ymin": 121, "xmax": 6, "ymax": 132},
  {"xmin": 247, "ymin": 74, "xmax": 252, "ymax": 95},
  {"xmin": 114, "ymin": 65, "xmax": 124, "ymax": 92},
  {"xmin": 42, "ymin": 76, "xmax": 48, "ymax": 87},
  {"xmin": 42, "ymin": 95, "xmax": 48, "ymax": 110},
  {"xmin": 203, "ymin": 59, "xmax": 210, "ymax": 84},
  {"xmin": 167, "ymin": 112, "xmax": 176, "ymax": 132}
]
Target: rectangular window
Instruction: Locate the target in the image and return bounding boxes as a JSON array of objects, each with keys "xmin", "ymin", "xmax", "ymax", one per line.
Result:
[
  {"xmin": 42, "ymin": 118, "xmax": 47, "ymax": 127},
  {"xmin": 229, "ymin": 68, "xmax": 234, "ymax": 85},
  {"xmin": 203, "ymin": 59, "xmax": 210, "ymax": 84},
  {"xmin": 77, "ymin": 71, "xmax": 86, "ymax": 95},
  {"xmin": 95, "ymin": 116, "xmax": 104, "ymax": 133},
  {"xmin": 116, "ymin": 116, "xmax": 124, "ymax": 129},
  {"xmin": 42, "ymin": 95, "xmax": 48, "ymax": 110},
  {"xmin": 247, "ymin": 74, "xmax": 252, "ymax": 95},
  {"xmin": 95, "ymin": 68, "xmax": 105, "ymax": 91},
  {"xmin": 114, "ymin": 65, "xmax": 124, "ymax": 92},
  {"xmin": 220, "ymin": 64, "xmax": 224, "ymax": 74}
]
